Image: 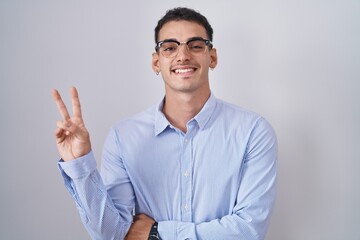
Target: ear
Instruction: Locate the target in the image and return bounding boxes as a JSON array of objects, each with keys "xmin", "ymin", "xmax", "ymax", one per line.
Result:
[
  {"xmin": 152, "ymin": 52, "xmax": 160, "ymax": 73},
  {"xmin": 209, "ymin": 48, "xmax": 218, "ymax": 69}
]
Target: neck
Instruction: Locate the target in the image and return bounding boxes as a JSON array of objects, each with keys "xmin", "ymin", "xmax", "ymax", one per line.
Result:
[{"xmin": 162, "ymin": 90, "xmax": 210, "ymax": 133}]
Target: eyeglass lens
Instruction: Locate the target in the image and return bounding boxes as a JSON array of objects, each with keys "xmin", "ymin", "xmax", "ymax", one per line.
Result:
[{"xmin": 160, "ymin": 40, "xmax": 208, "ymax": 57}]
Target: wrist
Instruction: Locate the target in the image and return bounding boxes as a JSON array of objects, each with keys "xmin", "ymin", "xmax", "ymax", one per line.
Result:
[{"xmin": 148, "ymin": 222, "xmax": 160, "ymax": 240}]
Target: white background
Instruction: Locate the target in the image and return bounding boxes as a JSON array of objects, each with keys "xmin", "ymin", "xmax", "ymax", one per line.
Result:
[{"xmin": 0, "ymin": 0, "xmax": 359, "ymax": 239}]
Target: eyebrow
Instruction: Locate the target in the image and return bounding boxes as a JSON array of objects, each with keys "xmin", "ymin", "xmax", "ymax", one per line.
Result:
[{"xmin": 159, "ymin": 36, "xmax": 206, "ymax": 43}]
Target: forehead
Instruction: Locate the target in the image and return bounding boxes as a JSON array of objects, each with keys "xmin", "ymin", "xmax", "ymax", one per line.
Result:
[{"xmin": 158, "ymin": 20, "xmax": 208, "ymax": 41}]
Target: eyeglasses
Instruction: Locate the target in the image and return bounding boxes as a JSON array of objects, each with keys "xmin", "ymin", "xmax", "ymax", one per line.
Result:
[{"xmin": 155, "ymin": 37, "xmax": 213, "ymax": 58}]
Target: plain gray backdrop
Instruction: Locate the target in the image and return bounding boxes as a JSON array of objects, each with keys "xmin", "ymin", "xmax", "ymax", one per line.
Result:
[{"xmin": 0, "ymin": 0, "xmax": 359, "ymax": 239}]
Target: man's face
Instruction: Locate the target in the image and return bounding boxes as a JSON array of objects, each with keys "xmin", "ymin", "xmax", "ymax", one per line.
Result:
[{"xmin": 152, "ymin": 20, "xmax": 217, "ymax": 96}]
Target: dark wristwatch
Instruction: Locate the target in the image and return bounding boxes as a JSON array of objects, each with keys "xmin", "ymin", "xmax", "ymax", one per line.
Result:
[{"xmin": 148, "ymin": 222, "xmax": 160, "ymax": 240}]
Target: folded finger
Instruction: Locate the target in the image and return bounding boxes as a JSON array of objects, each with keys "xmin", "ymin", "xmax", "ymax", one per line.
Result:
[
  {"xmin": 56, "ymin": 121, "xmax": 72, "ymax": 137},
  {"xmin": 54, "ymin": 127, "xmax": 66, "ymax": 143}
]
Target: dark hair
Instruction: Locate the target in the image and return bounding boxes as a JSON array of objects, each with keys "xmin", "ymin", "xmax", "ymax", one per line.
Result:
[{"xmin": 154, "ymin": 7, "xmax": 214, "ymax": 43}]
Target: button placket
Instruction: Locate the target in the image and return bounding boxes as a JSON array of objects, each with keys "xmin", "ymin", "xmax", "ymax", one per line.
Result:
[{"xmin": 180, "ymin": 123, "xmax": 195, "ymax": 221}]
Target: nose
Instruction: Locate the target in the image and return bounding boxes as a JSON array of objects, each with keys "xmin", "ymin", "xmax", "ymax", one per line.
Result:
[{"xmin": 175, "ymin": 43, "xmax": 191, "ymax": 62}]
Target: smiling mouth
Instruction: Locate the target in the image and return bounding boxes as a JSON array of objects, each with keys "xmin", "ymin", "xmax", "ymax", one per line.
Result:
[{"xmin": 173, "ymin": 68, "xmax": 196, "ymax": 74}]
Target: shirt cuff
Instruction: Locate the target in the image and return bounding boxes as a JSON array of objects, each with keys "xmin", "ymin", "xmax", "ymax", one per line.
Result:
[
  {"xmin": 158, "ymin": 220, "xmax": 196, "ymax": 239},
  {"xmin": 57, "ymin": 151, "xmax": 97, "ymax": 179}
]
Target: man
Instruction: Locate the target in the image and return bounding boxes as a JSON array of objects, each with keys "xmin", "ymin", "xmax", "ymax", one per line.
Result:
[{"xmin": 52, "ymin": 7, "xmax": 277, "ymax": 240}]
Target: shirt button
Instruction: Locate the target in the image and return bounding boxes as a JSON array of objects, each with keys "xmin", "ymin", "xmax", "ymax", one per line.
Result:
[
  {"xmin": 184, "ymin": 139, "xmax": 188, "ymax": 144},
  {"xmin": 184, "ymin": 204, "xmax": 189, "ymax": 210},
  {"xmin": 184, "ymin": 170, "xmax": 189, "ymax": 177}
]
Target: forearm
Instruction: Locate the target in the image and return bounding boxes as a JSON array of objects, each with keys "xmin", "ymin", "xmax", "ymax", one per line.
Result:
[
  {"xmin": 158, "ymin": 211, "xmax": 272, "ymax": 240},
  {"xmin": 58, "ymin": 151, "xmax": 133, "ymax": 240}
]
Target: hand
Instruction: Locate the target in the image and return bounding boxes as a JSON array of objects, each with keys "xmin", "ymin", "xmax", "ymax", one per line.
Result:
[
  {"xmin": 52, "ymin": 87, "xmax": 91, "ymax": 161},
  {"xmin": 125, "ymin": 214, "xmax": 155, "ymax": 240}
]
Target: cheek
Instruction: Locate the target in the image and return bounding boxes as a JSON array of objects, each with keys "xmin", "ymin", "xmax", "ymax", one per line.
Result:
[
  {"xmin": 199, "ymin": 57, "xmax": 212, "ymax": 70},
  {"xmin": 157, "ymin": 58, "xmax": 166, "ymax": 68},
  {"xmin": 158, "ymin": 60, "xmax": 173, "ymax": 73}
]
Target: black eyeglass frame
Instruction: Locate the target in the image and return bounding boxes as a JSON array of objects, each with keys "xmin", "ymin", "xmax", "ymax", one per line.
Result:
[{"xmin": 155, "ymin": 37, "xmax": 213, "ymax": 52}]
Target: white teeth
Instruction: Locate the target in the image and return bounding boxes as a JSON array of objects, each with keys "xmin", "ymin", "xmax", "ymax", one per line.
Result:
[{"xmin": 175, "ymin": 68, "xmax": 194, "ymax": 73}]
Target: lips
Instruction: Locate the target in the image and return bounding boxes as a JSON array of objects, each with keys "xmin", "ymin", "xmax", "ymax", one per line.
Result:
[
  {"xmin": 171, "ymin": 65, "xmax": 197, "ymax": 75},
  {"xmin": 174, "ymin": 68, "xmax": 195, "ymax": 74}
]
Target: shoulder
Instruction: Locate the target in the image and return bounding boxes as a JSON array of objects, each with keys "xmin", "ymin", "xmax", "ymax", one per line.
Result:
[
  {"xmin": 215, "ymin": 98, "xmax": 262, "ymax": 123},
  {"xmin": 214, "ymin": 98, "xmax": 276, "ymax": 136},
  {"xmin": 111, "ymin": 105, "xmax": 157, "ymax": 136}
]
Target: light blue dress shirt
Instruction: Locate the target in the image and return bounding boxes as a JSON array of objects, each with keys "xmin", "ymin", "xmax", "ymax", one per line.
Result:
[{"xmin": 58, "ymin": 93, "xmax": 277, "ymax": 240}]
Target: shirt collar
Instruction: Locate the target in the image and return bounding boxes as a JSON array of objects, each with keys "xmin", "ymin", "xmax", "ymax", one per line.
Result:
[
  {"xmin": 154, "ymin": 97, "xmax": 169, "ymax": 136},
  {"xmin": 154, "ymin": 93, "xmax": 217, "ymax": 136},
  {"xmin": 193, "ymin": 92, "xmax": 217, "ymax": 130}
]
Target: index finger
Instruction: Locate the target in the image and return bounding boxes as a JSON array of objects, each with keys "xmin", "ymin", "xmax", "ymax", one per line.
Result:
[
  {"xmin": 52, "ymin": 89, "xmax": 70, "ymax": 120},
  {"xmin": 70, "ymin": 86, "xmax": 83, "ymax": 118}
]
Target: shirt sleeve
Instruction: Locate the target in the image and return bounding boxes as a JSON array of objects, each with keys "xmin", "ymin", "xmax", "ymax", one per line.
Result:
[
  {"xmin": 158, "ymin": 117, "xmax": 278, "ymax": 240},
  {"xmin": 58, "ymin": 150, "xmax": 133, "ymax": 240}
]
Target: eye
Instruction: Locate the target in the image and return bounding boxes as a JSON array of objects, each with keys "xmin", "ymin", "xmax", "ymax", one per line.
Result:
[
  {"xmin": 164, "ymin": 46, "xmax": 176, "ymax": 52},
  {"xmin": 161, "ymin": 42, "xmax": 178, "ymax": 52},
  {"xmin": 188, "ymin": 40, "xmax": 206, "ymax": 51}
]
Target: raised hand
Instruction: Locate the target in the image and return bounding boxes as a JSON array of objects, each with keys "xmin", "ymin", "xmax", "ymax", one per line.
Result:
[{"xmin": 52, "ymin": 87, "xmax": 91, "ymax": 161}]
